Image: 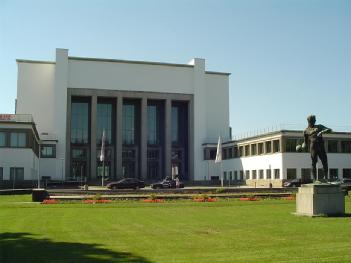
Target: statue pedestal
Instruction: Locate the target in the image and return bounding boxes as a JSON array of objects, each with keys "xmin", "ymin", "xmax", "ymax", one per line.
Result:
[{"xmin": 296, "ymin": 184, "xmax": 345, "ymax": 217}]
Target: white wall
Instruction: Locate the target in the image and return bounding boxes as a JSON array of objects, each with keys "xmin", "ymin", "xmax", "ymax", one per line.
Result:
[
  {"xmin": 0, "ymin": 148, "xmax": 38, "ymax": 180},
  {"xmin": 205, "ymin": 74, "xmax": 230, "ymax": 142},
  {"xmin": 68, "ymin": 59, "xmax": 194, "ymax": 94},
  {"xmin": 16, "ymin": 63, "xmax": 55, "ymax": 134}
]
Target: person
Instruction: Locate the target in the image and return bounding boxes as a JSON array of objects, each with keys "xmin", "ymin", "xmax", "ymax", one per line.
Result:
[
  {"xmin": 300, "ymin": 115, "xmax": 332, "ymax": 181},
  {"xmin": 175, "ymin": 177, "xmax": 180, "ymax": 188}
]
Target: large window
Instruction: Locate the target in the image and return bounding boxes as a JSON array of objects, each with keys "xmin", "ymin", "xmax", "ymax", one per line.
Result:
[
  {"xmin": 245, "ymin": 145, "xmax": 250, "ymax": 156},
  {"xmin": 97, "ymin": 103, "xmax": 113, "ymax": 145},
  {"xmin": 71, "ymin": 102, "xmax": 89, "ymax": 144},
  {"xmin": 285, "ymin": 139, "xmax": 299, "ymax": 152},
  {"xmin": 10, "ymin": 167, "xmax": 24, "ymax": 181},
  {"xmin": 10, "ymin": 132, "xmax": 26, "ymax": 147},
  {"xmin": 301, "ymin": 168, "xmax": 311, "ymax": 181},
  {"xmin": 239, "ymin": 146, "xmax": 244, "ymax": 157},
  {"xmin": 341, "ymin": 141, "xmax": 351, "ymax": 153},
  {"xmin": 258, "ymin": 143, "xmax": 264, "ymax": 155},
  {"xmin": 265, "ymin": 141, "xmax": 272, "ymax": 153},
  {"xmin": 245, "ymin": 170, "xmax": 250, "ymax": 179},
  {"xmin": 251, "ymin": 144, "xmax": 257, "ymax": 155},
  {"xmin": 328, "ymin": 140, "xmax": 338, "ymax": 153},
  {"xmin": 329, "ymin": 169, "xmax": 338, "ymax": 179},
  {"xmin": 0, "ymin": 167, "xmax": 3, "ymax": 181},
  {"xmin": 252, "ymin": 170, "xmax": 257, "ymax": 179},
  {"xmin": 123, "ymin": 104, "xmax": 135, "ymax": 145},
  {"xmin": 41, "ymin": 145, "xmax": 56, "ymax": 158},
  {"xmin": 259, "ymin": 169, "xmax": 264, "ymax": 179},
  {"xmin": 343, "ymin": 169, "xmax": 351, "ymax": 179},
  {"xmin": 274, "ymin": 169, "xmax": 280, "ymax": 179},
  {"xmin": 266, "ymin": 169, "xmax": 272, "ymax": 179},
  {"xmin": 0, "ymin": 132, "xmax": 6, "ymax": 147},
  {"xmin": 273, "ymin": 140, "xmax": 280, "ymax": 153},
  {"xmin": 171, "ymin": 106, "xmax": 179, "ymax": 143},
  {"xmin": 240, "ymin": 170, "xmax": 244, "ymax": 180},
  {"xmin": 287, "ymin": 169, "xmax": 297, "ymax": 180},
  {"xmin": 147, "ymin": 105, "xmax": 159, "ymax": 145}
]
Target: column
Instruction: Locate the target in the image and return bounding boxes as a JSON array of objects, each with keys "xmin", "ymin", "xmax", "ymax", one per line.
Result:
[
  {"xmin": 90, "ymin": 95, "xmax": 97, "ymax": 180},
  {"xmin": 140, "ymin": 97, "xmax": 148, "ymax": 180},
  {"xmin": 164, "ymin": 99, "xmax": 172, "ymax": 178},
  {"xmin": 116, "ymin": 97, "xmax": 123, "ymax": 178}
]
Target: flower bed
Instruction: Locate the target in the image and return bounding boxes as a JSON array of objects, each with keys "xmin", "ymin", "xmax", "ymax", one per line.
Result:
[
  {"xmin": 83, "ymin": 199, "xmax": 112, "ymax": 204},
  {"xmin": 193, "ymin": 197, "xmax": 217, "ymax": 202},
  {"xmin": 281, "ymin": 196, "xmax": 295, "ymax": 201},
  {"xmin": 239, "ymin": 197, "xmax": 258, "ymax": 201},
  {"xmin": 41, "ymin": 199, "xmax": 59, "ymax": 204},
  {"xmin": 141, "ymin": 199, "xmax": 165, "ymax": 203}
]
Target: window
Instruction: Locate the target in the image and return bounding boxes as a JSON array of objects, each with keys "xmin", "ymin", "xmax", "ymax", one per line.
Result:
[
  {"xmin": 0, "ymin": 167, "xmax": 3, "ymax": 181},
  {"xmin": 285, "ymin": 139, "xmax": 299, "ymax": 152},
  {"xmin": 245, "ymin": 170, "xmax": 250, "ymax": 179},
  {"xmin": 328, "ymin": 140, "xmax": 338, "ymax": 153},
  {"xmin": 274, "ymin": 169, "xmax": 280, "ymax": 179},
  {"xmin": 239, "ymin": 146, "xmax": 244, "ymax": 157},
  {"xmin": 147, "ymin": 105, "xmax": 160, "ymax": 145},
  {"xmin": 223, "ymin": 171, "xmax": 227, "ymax": 181},
  {"xmin": 258, "ymin": 143, "xmax": 264, "ymax": 155},
  {"xmin": 234, "ymin": 171, "xmax": 238, "ymax": 181},
  {"xmin": 234, "ymin": 147, "xmax": 238, "ymax": 158},
  {"xmin": 211, "ymin": 176, "xmax": 219, "ymax": 181},
  {"xmin": 72, "ymin": 149, "xmax": 87, "ymax": 159},
  {"xmin": 10, "ymin": 132, "xmax": 26, "ymax": 147},
  {"xmin": 343, "ymin": 169, "xmax": 351, "ymax": 179},
  {"xmin": 301, "ymin": 169, "xmax": 311, "ymax": 181},
  {"xmin": 252, "ymin": 170, "xmax": 257, "ymax": 179},
  {"xmin": 273, "ymin": 140, "xmax": 280, "ymax": 153},
  {"xmin": 251, "ymin": 144, "xmax": 257, "ymax": 155},
  {"xmin": 123, "ymin": 104, "xmax": 136, "ymax": 145},
  {"xmin": 329, "ymin": 169, "xmax": 338, "ymax": 179},
  {"xmin": 41, "ymin": 145, "xmax": 56, "ymax": 158},
  {"xmin": 229, "ymin": 171, "xmax": 233, "ymax": 181},
  {"xmin": 245, "ymin": 145, "xmax": 250, "ymax": 156},
  {"xmin": 209, "ymin": 149, "xmax": 216, "ymax": 160},
  {"xmin": 259, "ymin": 170, "xmax": 264, "ymax": 179},
  {"xmin": 97, "ymin": 103, "xmax": 113, "ymax": 145},
  {"xmin": 287, "ymin": 169, "xmax": 297, "ymax": 180},
  {"xmin": 265, "ymin": 141, "xmax": 272, "ymax": 153},
  {"xmin": 10, "ymin": 167, "xmax": 24, "ymax": 181},
  {"xmin": 222, "ymin": 148, "xmax": 227, "ymax": 160},
  {"xmin": 240, "ymin": 170, "xmax": 244, "ymax": 180},
  {"xmin": 71, "ymin": 101, "xmax": 89, "ymax": 144},
  {"xmin": 0, "ymin": 132, "xmax": 6, "ymax": 147},
  {"xmin": 341, "ymin": 141, "xmax": 351, "ymax": 153},
  {"xmin": 228, "ymin": 147, "xmax": 233, "ymax": 159},
  {"xmin": 266, "ymin": 169, "xmax": 272, "ymax": 179}
]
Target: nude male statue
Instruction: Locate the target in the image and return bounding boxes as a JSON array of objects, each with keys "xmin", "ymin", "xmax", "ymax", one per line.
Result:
[{"xmin": 297, "ymin": 115, "xmax": 332, "ymax": 181}]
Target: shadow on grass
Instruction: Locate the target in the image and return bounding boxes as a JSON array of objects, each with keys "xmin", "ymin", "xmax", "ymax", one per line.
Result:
[{"xmin": 0, "ymin": 232, "xmax": 152, "ymax": 263}]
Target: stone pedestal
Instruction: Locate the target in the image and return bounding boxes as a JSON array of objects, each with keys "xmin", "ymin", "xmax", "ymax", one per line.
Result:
[{"xmin": 296, "ymin": 184, "xmax": 345, "ymax": 217}]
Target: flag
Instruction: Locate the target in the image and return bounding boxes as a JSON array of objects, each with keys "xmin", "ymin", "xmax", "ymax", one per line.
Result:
[
  {"xmin": 215, "ymin": 136, "xmax": 222, "ymax": 163},
  {"xmin": 100, "ymin": 129, "xmax": 106, "ymax": 162}
]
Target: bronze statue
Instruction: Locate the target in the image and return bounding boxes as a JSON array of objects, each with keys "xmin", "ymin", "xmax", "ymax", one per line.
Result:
[{"xmin": 297, "ymin": 115, "xmax": 332, "ymax": 181}]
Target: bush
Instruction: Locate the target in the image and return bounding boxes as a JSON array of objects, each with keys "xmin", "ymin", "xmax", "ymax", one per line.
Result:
[
  {"xmin": 93, "ymin": 194, "xmax": 102, "ymax": 200},
  {"xmin": 215, "ymin": 188, "xmax": 226, "ymax": 194}
]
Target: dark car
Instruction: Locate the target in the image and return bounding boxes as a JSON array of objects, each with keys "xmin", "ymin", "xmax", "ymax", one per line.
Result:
[
  {"xmin": 283, "ymin": 178, "xmax": 312, "ymax": 187},
  {"xmin": 330, "ymin": 178, "xmax": 351, "ymax": 191},
  {"xmin": 150, "ymin": 178, "xmax": 184, "ymax": 189},
  {"xmin": 106, "ymin": 178, "xmax": 145, "ymax": 190}
]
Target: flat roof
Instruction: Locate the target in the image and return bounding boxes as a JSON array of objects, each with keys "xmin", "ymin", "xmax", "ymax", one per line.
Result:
[{"xmin": 16, "ymin": 57, "xmax": 231, "ymax": 76}]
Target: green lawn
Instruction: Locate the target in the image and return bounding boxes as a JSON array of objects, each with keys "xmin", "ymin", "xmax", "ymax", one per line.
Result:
[{"xmin": 0, "ymin": 195, "xmax": 350, "ymax": 263}]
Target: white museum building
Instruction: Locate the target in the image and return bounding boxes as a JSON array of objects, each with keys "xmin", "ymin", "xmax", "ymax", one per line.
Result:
[{"xmin": 1, "ymin": 48, "xmax": 350, "ymax": 187}]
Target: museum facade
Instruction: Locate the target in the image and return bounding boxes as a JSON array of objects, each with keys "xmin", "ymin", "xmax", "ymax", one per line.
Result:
[{"xmin": 15, "ymin": 49, "xmax": 231, "ymax": 182}]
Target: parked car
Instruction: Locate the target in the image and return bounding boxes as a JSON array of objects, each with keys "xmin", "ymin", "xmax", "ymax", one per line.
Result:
[
  {"xmin": 150, "ymin": 177, "xmax": 184, "ymax": 189},
  {"xmin": 106, "ymin": 178, "xmax": 145, "ymax": 190},
  {"xmin": 330, "ymin": 178, "xmax": 351, "ymax": 191},
  {"xmin": 283, "ymin": 178, "xmax": 312, "ymax": 187}
]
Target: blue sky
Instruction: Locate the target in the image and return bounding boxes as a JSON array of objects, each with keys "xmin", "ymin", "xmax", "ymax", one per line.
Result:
[{"xmin": 1, "ymin": 0, "xmax": 350, "ymax": 135}]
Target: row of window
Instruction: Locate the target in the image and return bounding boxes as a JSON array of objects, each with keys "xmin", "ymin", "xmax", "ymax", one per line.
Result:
[
  {"xmin": 219, "ymin": 168, "xmax": 351, "ymax": 180},
  {"xmin": 204, "ymin": 138, "xmax": 351, "ymax": 161},
  {"xmin": 0, "ymin": 131, "xmax": 27, "ymax": 148},
  {"xmin": 71, "ymin": 99, "xmax": 187, "ymax": 146}
]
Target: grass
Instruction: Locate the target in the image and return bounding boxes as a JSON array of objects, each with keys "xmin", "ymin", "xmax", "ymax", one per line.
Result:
[{"xmin": 0, "ymin": 195, "xmax": 350, "ymax": 263}]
